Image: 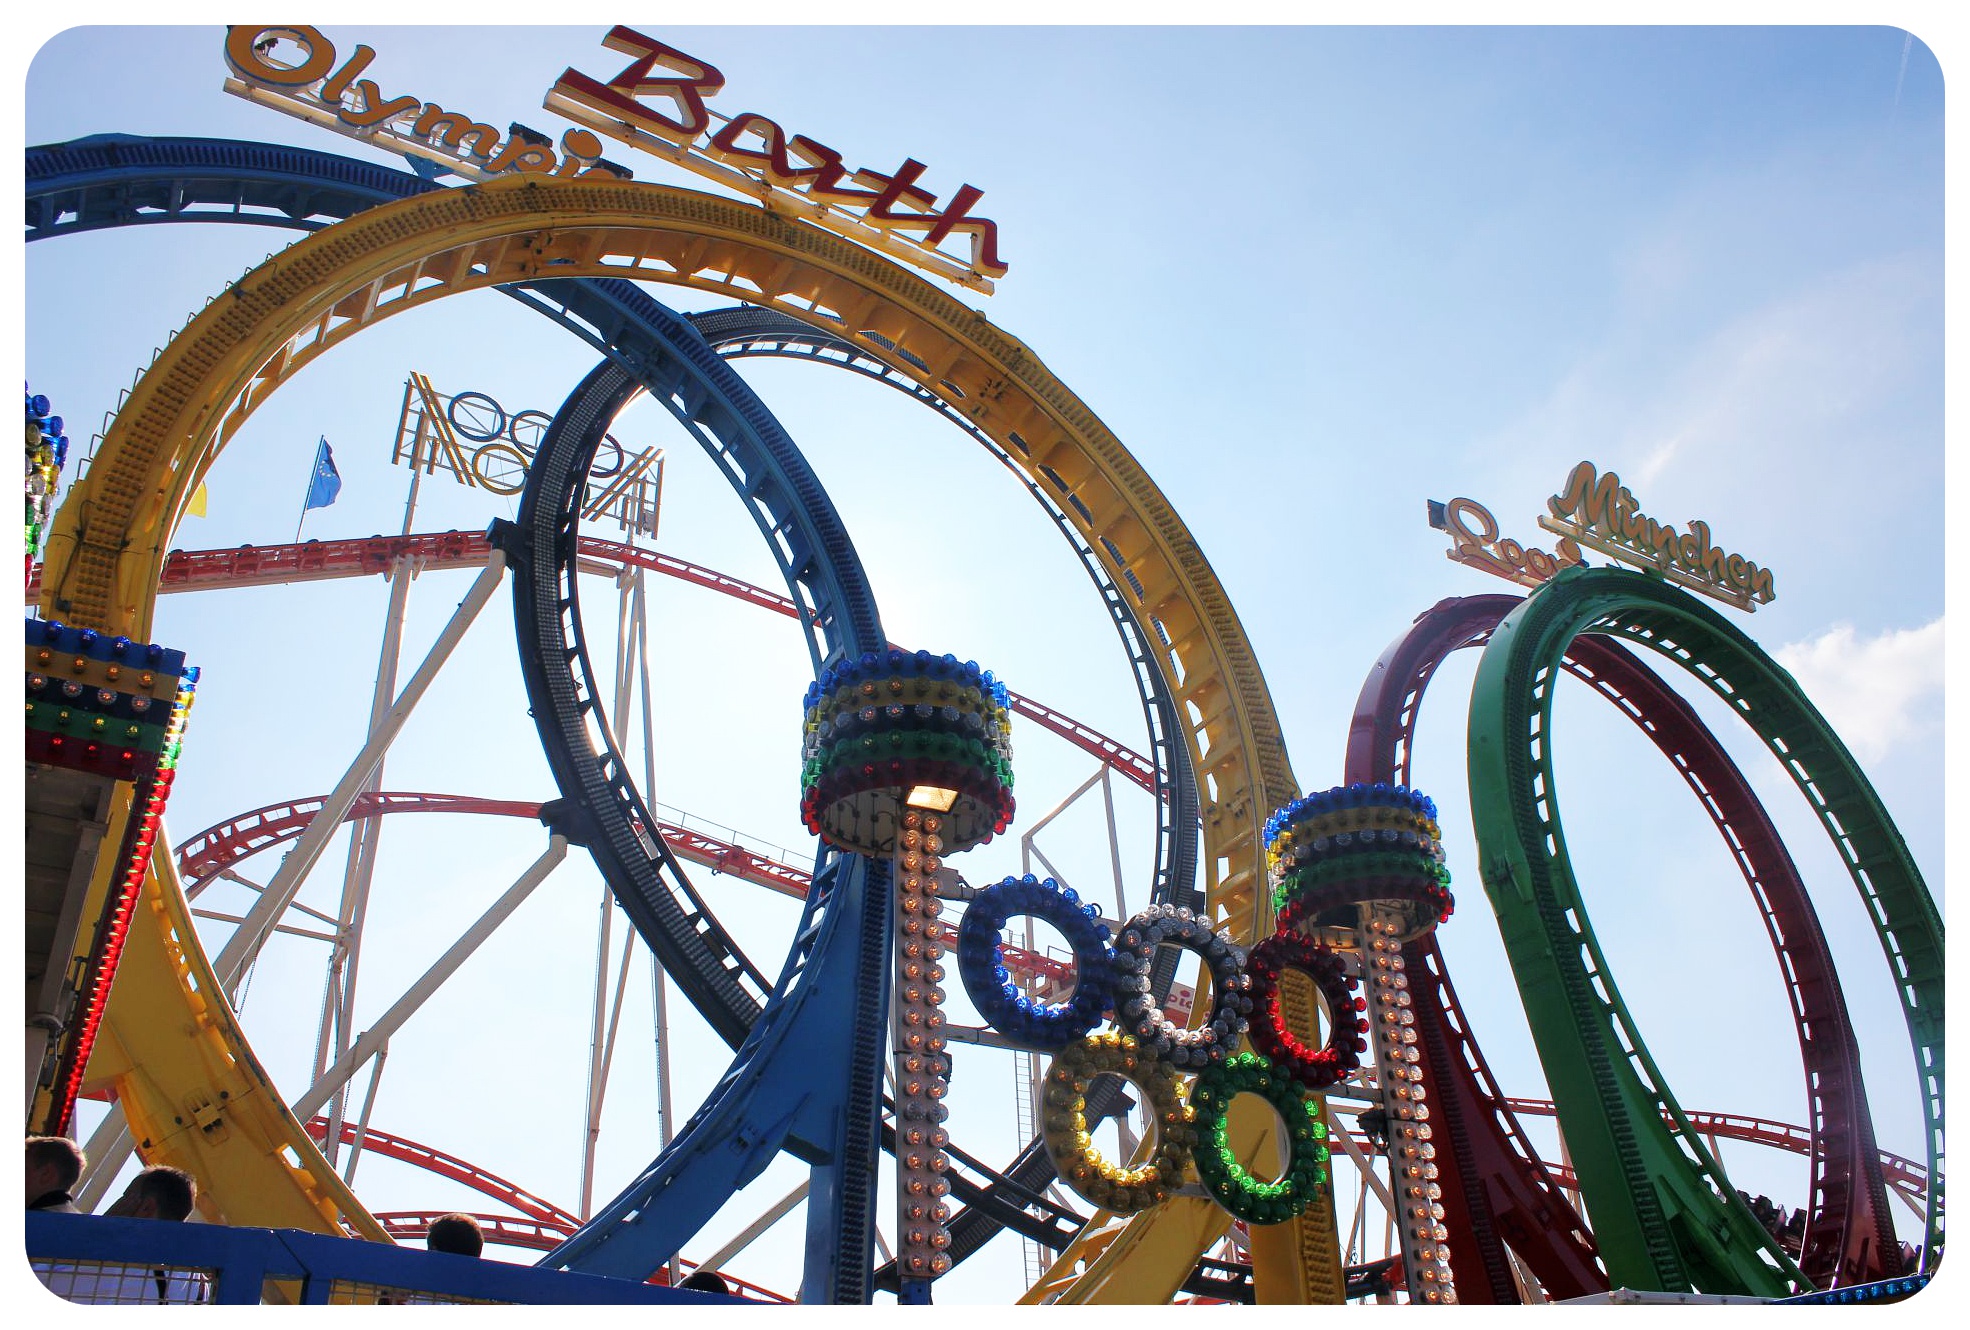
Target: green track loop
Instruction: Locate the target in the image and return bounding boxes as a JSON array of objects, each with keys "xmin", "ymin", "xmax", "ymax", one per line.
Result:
[{"xmin": 1467, "ymin": 566, "xmax": 1943, "ymax": 1292}]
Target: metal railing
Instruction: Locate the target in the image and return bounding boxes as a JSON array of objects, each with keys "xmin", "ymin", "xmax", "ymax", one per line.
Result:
[{"xmin": 25, "ymin": 1211, "xmax": 742, "ymax": 1306}]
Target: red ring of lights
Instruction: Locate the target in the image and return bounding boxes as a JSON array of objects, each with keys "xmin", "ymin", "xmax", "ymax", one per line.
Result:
[{"xmin": 1245, "ymin": 932, "xmax": 1364, "ymax": 1091}]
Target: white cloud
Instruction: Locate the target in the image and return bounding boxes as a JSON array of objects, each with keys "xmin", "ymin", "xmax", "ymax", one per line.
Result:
[
  {"xmin": 1772, "ymin": 618, "xmax": 1943, "ymax": 762},
  {"xmin": 1629, "ymin": 253, "xmax": 1932, "ymax": 490}
]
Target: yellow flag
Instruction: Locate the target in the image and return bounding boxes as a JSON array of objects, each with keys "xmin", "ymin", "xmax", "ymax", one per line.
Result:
[{"xmin": 187, "ymin": 482, "xmax": 209, "ymax": 518}]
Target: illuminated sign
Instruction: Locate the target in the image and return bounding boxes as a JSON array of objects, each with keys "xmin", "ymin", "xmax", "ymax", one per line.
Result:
[
  {"xmin": 1429, "ymin": 496, "xmax": 1582, "ymax": 590},
  {"xmin": 1539, "ymin": 460, "xmax": 1774, "ymax": 610},
  {"xmin": 221, "ymin": 26, "xmax": 632, "ymax": 184},
  {"xmin": 394, "ymin": 374, "xmax": 662, "ymax": 540},
  {"xmin": 546, "ymin": 27, "xmax": 1006, "ymax": 292}
]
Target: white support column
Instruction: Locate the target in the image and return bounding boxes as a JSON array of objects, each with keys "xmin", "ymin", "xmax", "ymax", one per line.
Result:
[
  {"xmin": 694, "ymin": 1180, "xmax": 810, "ymax": 1274},
  {"xmin": 74, "ymin": 1115, "xmax": 134, "ymax": 1210},
  {"xmin": 317, "ymin": 545, "xmax": 418, "ymax": 1165},
  {"xmin": 211, "ymin": 554, "xmax": 506, "ymax": 990},
  {"xmin": 340, "ymin": 1044, "xmax": 391, "ymax": 1186},
  {"xmin": 1100, "ymin": 764, "xmax": 1128, "ymax": 922},
  {"xmin": 1360, "ymin": 905, "xmax": 1456, "ymax": 1303},
  {"xmin": 290, "ymin": 836, "xmax": 565, "ymax": 1122},
  {"xmin": 580, "ymin": 571, "xmax": 640, "ymax": 1216},
  {"xmin": 631, "ymin": 573, "xmax": 674, "ymax": 1152}
]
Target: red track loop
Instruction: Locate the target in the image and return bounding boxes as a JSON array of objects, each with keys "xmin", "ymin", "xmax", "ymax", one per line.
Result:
[{"xmin": 1346, "ymin": 594, "xmax": 1901, "ymax": 1298}]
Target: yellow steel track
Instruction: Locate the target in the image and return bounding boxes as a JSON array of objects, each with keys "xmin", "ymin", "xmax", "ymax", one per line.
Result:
[{"xmin": 38, "ymin": 175, "xmax": 1334, "ymax": 1300}]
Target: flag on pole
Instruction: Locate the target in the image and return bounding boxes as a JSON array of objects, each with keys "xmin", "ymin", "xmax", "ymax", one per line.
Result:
[
  {"xmin": 186, "ymin": 482, "xmax": 209, "ymax": 518},
  {"xmin": 304, "ymin": 438, "xmax": 341, "ymax": 512}
]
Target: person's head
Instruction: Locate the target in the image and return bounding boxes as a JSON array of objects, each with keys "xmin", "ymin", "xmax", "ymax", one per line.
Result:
[
  {"xmin": 427, "ymin": 1213, "xmax": 484, "ymax": 1257},
  {"xmin": 25, "ymin": 1136, "xmax": 86, "ymax": 1204},
  {"xmin": 105, "ymin": 1165, "xmax": 197, "ymax": 1221},
  {"xmin": 679, "ymin": 1269, "xmax": 730, "ymax": 1294}
]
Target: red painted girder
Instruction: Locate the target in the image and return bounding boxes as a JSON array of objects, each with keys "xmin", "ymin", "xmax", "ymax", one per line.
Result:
[
  {"xmin": 374, "ymin": 1209, "xmax": 572, "ymax": 1250},
  {"xmin": 303, "ymin": 1117, "xmax": 575, "ymax": 1226},
  {"xmin": 29, "ymin": 539, "xmax": 1159, "ymax": 791},
  {"xmin": 1499, "ymin": 1099, "xmax": 1930, "ymax": 1207},
  {"xmin": 177, "ymin": 792, "xmax": 1070, "ymax": 987},
  {"xmin": 1348, "ymin": 596, "xmax": 1605, "ymax": 1303},
  {"xmin": 177, "ymin": 792, "xmax": 546, "ymax": 887}
]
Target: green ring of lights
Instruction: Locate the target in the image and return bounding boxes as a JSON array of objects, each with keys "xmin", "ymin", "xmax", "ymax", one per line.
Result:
[{"xmin": 1188, "ymin": 1051, "xmax": 1331, "ymax": 1226}]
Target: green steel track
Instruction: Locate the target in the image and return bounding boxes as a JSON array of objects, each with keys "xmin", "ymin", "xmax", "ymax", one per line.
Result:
[{"xmin": 1467, "ymin": 566, "xmax": 1943, "ymax": 1293}]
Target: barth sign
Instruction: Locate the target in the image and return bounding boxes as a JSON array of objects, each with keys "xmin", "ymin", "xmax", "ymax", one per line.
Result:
[{"xmin": 545, "ymin": 27, "xmax": 1007, "ymax": 292}]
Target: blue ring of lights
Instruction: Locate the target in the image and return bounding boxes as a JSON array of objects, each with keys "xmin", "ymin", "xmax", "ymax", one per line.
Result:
[{"xmin": 957, "ymin": 875, "xmax": 1116, "ymax": 1050}]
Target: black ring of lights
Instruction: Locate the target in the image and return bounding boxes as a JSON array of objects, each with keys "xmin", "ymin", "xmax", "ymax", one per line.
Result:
[
  {"xmin": 1112, "ymin": 905, "xmax": 1250, "ymax": 1070},
  {"xmin": 957, "ymin": 875, "xmax": 1116, "ymax": 1049}
]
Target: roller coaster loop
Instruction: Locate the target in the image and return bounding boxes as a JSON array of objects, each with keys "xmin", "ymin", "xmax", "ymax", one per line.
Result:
[
  {"xmin": 1465, "ymin": 568, "xmax": 1940, "ymax": 1287},
  {"xmin": 27, "ymin": 130, "xmax": 1193, "ymax": 1296},
  {"xmin": 32, "ymin": 141, "xmax": 1324, "ymax": 1301},
  {"xmin": 1347, "ymin": 591, "xmax": 1910, "ymax": 1297}
]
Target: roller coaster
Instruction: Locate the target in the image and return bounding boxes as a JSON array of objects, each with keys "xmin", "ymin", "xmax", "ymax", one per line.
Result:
[{"xmin": 21, "ymin": 34, "xmax": 1942, "ymax": 1308}]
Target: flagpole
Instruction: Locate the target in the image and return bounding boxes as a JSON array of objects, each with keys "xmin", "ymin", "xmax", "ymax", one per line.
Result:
[{"xmin": 297, "ymin": 435, "xmax": 328, "ymax": 543}]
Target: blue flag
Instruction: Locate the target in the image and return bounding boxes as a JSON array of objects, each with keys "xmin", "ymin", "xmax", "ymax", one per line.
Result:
[{"xmin": 304, "ymin": 438, "xmax": 341, "ymax": 511}]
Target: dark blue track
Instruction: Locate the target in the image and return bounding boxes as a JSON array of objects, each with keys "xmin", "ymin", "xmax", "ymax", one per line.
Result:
[{"xmin": 29, "ymin": 134, "xmax": 1210, "ymax": 1301}]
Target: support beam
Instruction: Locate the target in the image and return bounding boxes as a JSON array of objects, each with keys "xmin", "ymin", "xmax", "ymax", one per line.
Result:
[
  {"xmin": 290, "ymin": 836, "xmax": 566, "ymax": 1122},
  {"xmin": 210, "ymin": 554, "xmax": 507, "ymax": 990}
]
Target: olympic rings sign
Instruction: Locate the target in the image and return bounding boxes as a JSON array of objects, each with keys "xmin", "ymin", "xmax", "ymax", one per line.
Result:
[
  {"xmin": 442, "ymin": 389, "xmax": 636, "ymax": 486},
  {"xmin": 956, "ymin": 876, "xmax": 1354, "ymax": 1226},
  {"xmin": 390, "ymin": 384, "xmax": 660, "ymax": 536}
]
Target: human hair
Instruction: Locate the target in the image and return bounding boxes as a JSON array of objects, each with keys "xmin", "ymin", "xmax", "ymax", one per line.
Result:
[
  {"xmin": 679, "ymin": 1269, "xmax": 730, "ymax": 1294},
  {"xmin": 26, "ymin": 1136, "xmax": 86, "ymax": 1192},
  {"xmin": 427, "ymin": 1212, "xmax": 484, "ymax": 1257},
  {"xmin": 131, "ymin": 1165, "xmax": 198, "ymax": 1221}
]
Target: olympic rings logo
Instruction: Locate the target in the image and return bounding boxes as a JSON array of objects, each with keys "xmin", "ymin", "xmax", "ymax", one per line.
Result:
[
  {"xmin": 957, "ymin": 876, "xmax": 1361, "ymax": 1226},
  {"xmin": 441, "ymin": 389, "xmax": 635, "ymax": 494}
]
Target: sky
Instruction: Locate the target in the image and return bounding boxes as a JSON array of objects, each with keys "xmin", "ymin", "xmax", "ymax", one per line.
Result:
[{"xmin": 9, "ymin": 11, "xmax": 1952, "ymax": 1308}]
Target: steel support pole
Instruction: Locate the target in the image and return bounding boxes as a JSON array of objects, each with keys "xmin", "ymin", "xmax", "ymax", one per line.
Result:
[
  {"xmin": 317, "ymin": 546, "xmax": 418, "ymax": 1165},
  {"xmin": 290, "ymin": 836, "xmax": 567, "ymax": 1122},
  {"xmin": 695, "ymin": 1180, "xmax": 811, "ymax": 1274},
  {"xmin": 211, "ymin": 553, "xmax": 507, "ymax": 989},
  {"xmin": 340, "ymin": 1044, "xmax": 391, "ymax": 1186}
]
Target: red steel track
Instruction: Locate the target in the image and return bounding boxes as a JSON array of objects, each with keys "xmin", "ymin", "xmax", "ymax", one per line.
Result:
[
  {"xmin": 43, "ymin": 548, "xmax": 1907, "ymax": 1295},
  {"xmin": 1497, "ymin": 1100, "xmax": 1930, "ymax": 1210},
  {"xmin": 1346, "ymin": 594, "xmax": 1900, "ymax": 1298},
  {"xmin": 174, "ymin": 793, "xmax": 1072, "ymax": 988},
  {"xmin": 27, "ymin": 536, "xmax": 1157, "ymax": 793}
]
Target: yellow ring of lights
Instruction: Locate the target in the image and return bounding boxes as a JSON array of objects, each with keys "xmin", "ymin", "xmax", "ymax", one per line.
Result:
[
  {"xmin": 38, "ymin": 174, "xmax": 1335, "ymax": 1300},
  {"xmin": 1040, "ymin": 1031, "xmax": 1193, "ymax": 1215}
]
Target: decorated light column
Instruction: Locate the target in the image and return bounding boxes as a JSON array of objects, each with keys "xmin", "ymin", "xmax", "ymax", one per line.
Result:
[
  {"xmin": 1267, "ymin": 782, "xmax": 1457, "ymax": 1303},
  {"xmin": 800, "ymin": 648, "xmax": 1014, "ymax": 1304},
  {"xmin": 25, "ymin": 618, "xmax": 199, "ymax": 1134},
  {"xmin": 26, "ymin": 388, "xmax": 71, "ymax": 588}
]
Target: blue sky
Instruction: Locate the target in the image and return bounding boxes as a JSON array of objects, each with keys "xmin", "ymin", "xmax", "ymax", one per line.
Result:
[{"xmin": 12, "ymin": 16, "xmax": 1949, "ymax": 1304}]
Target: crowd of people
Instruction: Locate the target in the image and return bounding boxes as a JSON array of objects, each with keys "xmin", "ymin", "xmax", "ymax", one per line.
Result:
[
  {"xmin": 26, "ymin": 1135, "xmax": 737, "ymax": 1302},
  {"xmin": 27, "ymin": 1135, "xmax": 204, "ymax": 1303}
]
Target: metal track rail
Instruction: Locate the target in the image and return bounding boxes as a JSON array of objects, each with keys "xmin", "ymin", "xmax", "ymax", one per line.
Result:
[
  {"xmin": 32, "ymin": 143, "xmax": 1316, "ymax": 1303},
  {"xmin": 1350, "ymin": 593, "xmax": 1902, "ymax": 1295},
  {"xmin": 27, "ymin": 137, "xmax": 1211, "ymax": 1293},
  {"xmin": 1466, "ymin": 568, "xmax": 1941, "ymax": 1289}
]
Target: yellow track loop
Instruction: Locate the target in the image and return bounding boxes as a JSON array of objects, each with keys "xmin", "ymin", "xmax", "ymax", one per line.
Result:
[
  {"xmin": 37, "ymin": 175, "xmax": 1324, "ymax": 1298},
  {"xmin": 78, "ymin": 849, "xmax": 389, "ymax": 1243}
]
